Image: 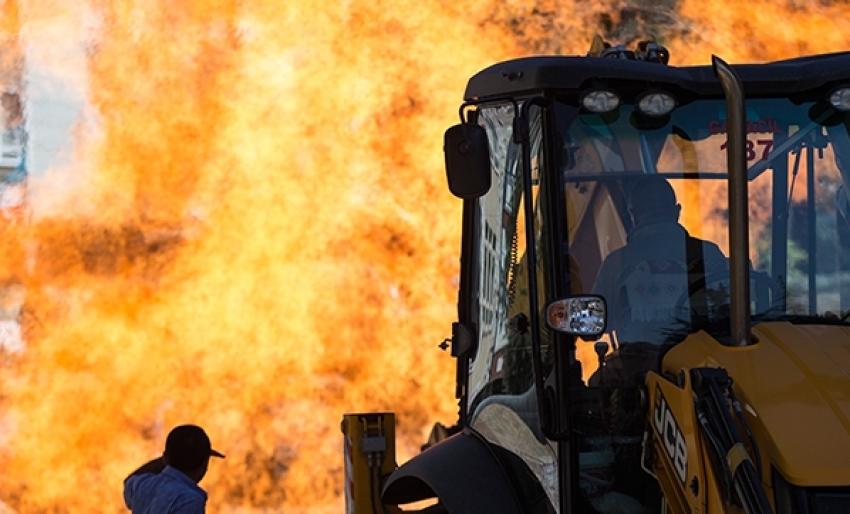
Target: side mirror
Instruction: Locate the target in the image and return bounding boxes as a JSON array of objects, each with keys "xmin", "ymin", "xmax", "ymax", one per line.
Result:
[
  {"xmin": 444, "ymin": 123, "xmax": 491, "ymax": 199},
  {"xmin": 546, "ymin": 295, "xmax": 607, "ymax": 341}
]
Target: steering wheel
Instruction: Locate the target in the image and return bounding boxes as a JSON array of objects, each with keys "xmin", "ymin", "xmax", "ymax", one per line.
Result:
[{"xmin": 675, "ymin": 270, "xmax": 780, "ymax": 316}]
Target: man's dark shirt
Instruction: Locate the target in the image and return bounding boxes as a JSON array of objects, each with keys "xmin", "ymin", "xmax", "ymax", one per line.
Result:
[{"xmin": 124, "ymin": 466, "xmax": 207, "ymax": 513}]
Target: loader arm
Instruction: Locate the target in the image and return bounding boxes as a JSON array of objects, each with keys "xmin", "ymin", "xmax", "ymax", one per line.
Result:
[
  {"xmin": 692, "ymin": 368, "xmax": 773, "ymax": 514},
  {"xmin": 644, "ymin": 366, "xmax": 774, "ymax": 514}
]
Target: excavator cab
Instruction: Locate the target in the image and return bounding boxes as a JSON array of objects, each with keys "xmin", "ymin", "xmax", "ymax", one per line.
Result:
[{"xmin": 347, "ymin": 45, "xmax": 850, "ymax": 514}]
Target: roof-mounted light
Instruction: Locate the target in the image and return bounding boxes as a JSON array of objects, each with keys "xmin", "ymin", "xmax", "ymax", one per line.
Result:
[
  {"xmin": 829, "ymin": 87, "xmax": 850, "ymax": 112},
  {"xmin": 580, "ymin": 89, "xmax": 620, "ymax": 113},
  {"xmin": 636, "ymin": 91, "xmax": 676, "ymax": 117}
]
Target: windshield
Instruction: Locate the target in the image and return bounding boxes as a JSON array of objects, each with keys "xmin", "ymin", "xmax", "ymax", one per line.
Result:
[
  {"xmin": 552, "ymin": 95, "xmax": 850, "ymax": 513},
  {"xmin": 557, "ymin": 97, "xmax": 850, "ymax": 343}
]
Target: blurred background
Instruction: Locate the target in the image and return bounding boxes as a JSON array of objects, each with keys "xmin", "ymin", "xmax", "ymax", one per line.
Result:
[{"xmin": 0, "ymin": 0, "xmax": 848, "ymax": 511}]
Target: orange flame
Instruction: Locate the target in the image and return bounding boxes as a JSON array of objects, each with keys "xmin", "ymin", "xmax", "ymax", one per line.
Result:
[{"xmin": 0, "ymin": 0, "xmax": 849, "ymax": 512}]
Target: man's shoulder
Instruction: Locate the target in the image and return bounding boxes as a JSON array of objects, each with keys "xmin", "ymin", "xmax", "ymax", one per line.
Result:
[
  {"xmin": 694, "ymin": 237, "xmax": 727, "ymax": 258},
  {"xmin": 124, "ymin": 472, "xmax": 158, "ymax": 512},
  {"xmin": 124, "ymin": 471, "xmax": 156, "ymax": 491}
]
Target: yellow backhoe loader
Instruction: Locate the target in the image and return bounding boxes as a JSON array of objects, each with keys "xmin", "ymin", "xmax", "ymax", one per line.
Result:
[{"xmin": 344, "ymin": 40, "xmax": 850, "ymax": 514}]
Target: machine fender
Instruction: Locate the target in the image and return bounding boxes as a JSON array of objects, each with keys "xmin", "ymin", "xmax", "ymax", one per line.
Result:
[{"xmin": 382, "ymin": 431, "xmax": 525, "ymax": 514}]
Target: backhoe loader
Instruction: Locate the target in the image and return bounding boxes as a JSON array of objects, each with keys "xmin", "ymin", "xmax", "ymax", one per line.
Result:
[{"xmin": 343, "ymin": 40, "xmax": 850, "ymax": 513}]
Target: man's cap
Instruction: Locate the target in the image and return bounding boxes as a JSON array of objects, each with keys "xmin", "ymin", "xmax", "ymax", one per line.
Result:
[
  {"xmin": 628, "ymin": 174, "xmax": 678, "ymax": 219},
  {"xmin": 164, "ymin": 424, "xmax": 225, "ymax": 472}
]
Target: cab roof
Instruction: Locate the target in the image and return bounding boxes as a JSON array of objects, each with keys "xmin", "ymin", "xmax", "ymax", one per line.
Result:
[{"xmin": 464, "ymin": 51, "xmax": 850, "ymax": 101}]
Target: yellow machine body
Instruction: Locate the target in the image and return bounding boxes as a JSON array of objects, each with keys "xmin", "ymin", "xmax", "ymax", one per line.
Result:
[{"xmin": 646, "ymin": 323, "xmax": 850, "ymax": 513}]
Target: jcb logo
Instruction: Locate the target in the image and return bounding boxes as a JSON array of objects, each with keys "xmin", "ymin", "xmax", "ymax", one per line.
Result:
[{"xmin": 653, "ymin": 387, "xmax": 687, "ymax": 484}]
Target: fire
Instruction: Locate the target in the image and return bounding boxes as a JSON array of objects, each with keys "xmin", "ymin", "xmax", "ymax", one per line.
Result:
[
  {"xmin": 0, "ymin": 0, "xmax": 848, "ymax": 512},
  {"xmin": 674, "ymin": 0, "xmax": 850, "ymax": 65}
]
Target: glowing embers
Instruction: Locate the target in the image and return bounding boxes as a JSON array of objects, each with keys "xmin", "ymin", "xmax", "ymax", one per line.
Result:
[
  {"xmin": 636, "ymin": 91, "xmax": 676, "ymax": 117},
  {"xmin": 580, "ymin": 89, "xmax": 620, "ymax": 113},
  {"xmin": 829, "ymin": 87, "xmax": 850, "ymax": 111},
  {"xmin": 546, "ymin": 295, "xmax": 607, "ymax": 341}
]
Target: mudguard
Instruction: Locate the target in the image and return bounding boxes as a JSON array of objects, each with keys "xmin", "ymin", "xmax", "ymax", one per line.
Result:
[{"xmin": 382, "ymin": 431, "xmax": 525, "ymax": 514}]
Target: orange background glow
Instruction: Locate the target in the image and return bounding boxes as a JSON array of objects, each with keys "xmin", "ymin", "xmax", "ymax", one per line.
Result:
[{"xmin": 0, "ymin": 0, "xmax": 849, "ymax": 512}]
